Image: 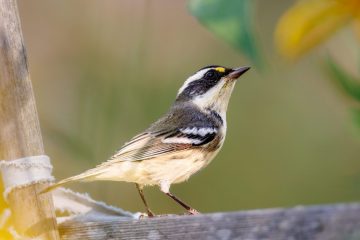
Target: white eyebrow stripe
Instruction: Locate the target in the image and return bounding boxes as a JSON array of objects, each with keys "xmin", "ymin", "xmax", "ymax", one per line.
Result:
[
  {"xmin": 180, "ymin": 127, "xmax": 217, "ymax": 136},
  {"xmin": 177, "ymin": 68, "xmax": 210, "ymax": 96}
]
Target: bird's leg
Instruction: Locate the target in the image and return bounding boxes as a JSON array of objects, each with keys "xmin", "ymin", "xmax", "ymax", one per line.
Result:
[
  {"xmin": 136, "ymin": 184, "xmax": 155, "ymax": 217},
  {"xmin": 165, "ymin": 192, "xmax": 200, "ymax": 215},
  {"xmin": 160, "ymin": 181, "xmax": 200, "ymax": 215}
]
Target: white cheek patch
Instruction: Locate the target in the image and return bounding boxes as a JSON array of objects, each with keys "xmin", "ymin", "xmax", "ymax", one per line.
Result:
[
  {"xmin": 177, "ymin": 69, "xmax": 209, "ymax": 96},
  {"xmin": 192, "ymin": 80, "xmax": 226, "ymax": 108}
]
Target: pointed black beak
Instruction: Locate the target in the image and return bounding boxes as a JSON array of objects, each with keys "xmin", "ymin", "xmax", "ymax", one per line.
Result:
[{"xmin": 228, "ymin": 66, "xmax": 250, "ymax": 79}]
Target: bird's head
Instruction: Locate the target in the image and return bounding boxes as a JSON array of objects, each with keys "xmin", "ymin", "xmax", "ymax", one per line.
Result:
[{"xmin": 175, "ymin": 65, "xmax": 250, "ymax": 114}]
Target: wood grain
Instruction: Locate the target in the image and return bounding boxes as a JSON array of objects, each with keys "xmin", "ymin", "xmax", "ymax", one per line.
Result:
[
  {"xmin": 60, "ymin": 203, "xmax": 360, "ymax": 240},
  {"xmin": 0, "ymin": 0, "xmax": 59, "ymax": 239}
]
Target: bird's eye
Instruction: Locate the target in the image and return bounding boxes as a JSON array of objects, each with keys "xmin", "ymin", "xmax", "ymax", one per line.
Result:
[{"xmin": 204, "ymin": 70, "xmax": 216, "ymax": 79}]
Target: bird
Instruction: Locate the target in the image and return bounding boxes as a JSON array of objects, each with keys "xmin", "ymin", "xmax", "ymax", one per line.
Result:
[{"xmin": 42, "ymin": 65, "xmax": 250, "ymax": 216}]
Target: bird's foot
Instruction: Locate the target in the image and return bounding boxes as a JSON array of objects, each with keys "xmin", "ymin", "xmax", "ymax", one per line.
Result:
[
  {"xmin": 187, "ymin": 208, "xmax": 200, "ymax": 215},
  {"xmin": 139, "ymin": 211, "xmax": 156, "ymax": 219},
  {"xmin": 147, "ymin": 210, "xmax": 155, "ymax": 217}
]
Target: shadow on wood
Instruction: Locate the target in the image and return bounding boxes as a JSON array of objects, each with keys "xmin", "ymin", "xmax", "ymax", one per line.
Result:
[{"xmin": 59, "ymin": 203, "xmax": 360, "ymax": 240}]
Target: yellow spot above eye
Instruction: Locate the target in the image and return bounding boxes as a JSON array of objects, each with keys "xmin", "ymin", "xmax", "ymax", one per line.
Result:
[{"xmin": 215, "ymin": 67, "xmax": 225, "ymax": 73}]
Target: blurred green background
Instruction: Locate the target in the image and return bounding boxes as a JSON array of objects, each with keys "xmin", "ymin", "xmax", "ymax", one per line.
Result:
[{"xmin": 17, "ymin": 0, "xmax": 360, "ymax": 215}]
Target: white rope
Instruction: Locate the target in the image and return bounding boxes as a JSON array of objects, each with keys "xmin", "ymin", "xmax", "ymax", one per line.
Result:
[
  {"xmin": 0, "ymin": 155, "xmax": 54, "ymax": 200},
  {"xmin": 0, "ymin": 155, "xmax": 139, "ymax": 238},
  {"xmin": 52, "ymin": 187, "xmax": 138, "ymax": 224}
]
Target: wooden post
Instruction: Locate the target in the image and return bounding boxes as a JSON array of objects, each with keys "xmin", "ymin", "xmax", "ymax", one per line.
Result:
[{"xmin": 0, "ymin": 0, "xmax": 60, "ymax": 239}]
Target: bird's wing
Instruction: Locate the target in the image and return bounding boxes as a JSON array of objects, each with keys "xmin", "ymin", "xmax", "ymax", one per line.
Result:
[
  {"xmin": 99, "ymin": 104, "xmax": 220, "ymax": 166},
  {"xmin": 109, "ymin": 130, "xmax": 187, "ymax": 161},
  {"xmin": 100, "ymin": 125, "xmax": 217, "ymax": 167}
]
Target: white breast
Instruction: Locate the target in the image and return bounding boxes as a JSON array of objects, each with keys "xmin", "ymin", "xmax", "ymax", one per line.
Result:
[{"xmin": 92, "ymin": 149, "xmax": 220, "ymax": 188}]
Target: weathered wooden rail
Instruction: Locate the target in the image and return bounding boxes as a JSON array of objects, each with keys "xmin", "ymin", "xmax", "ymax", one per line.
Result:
[{"xmin": 60, "ymin": 203, "xmax": 360, "ymax": 240}]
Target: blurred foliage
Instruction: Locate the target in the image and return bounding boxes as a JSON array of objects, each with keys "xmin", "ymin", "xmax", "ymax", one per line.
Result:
[
  {"xmin": 352, "ymin": 109, "xmax": 360, "ymax": 132},
  {"xmin": 0, "ymin": 230, "xmax": 12, "ymax": 240},
  {"xmin": 188, "ymin": 0, "xmax": 262, "ymax": 67},
  {"xmin": 0, "ymin": 180, "xmax": 11, "ymax": 240},
  {"xmin": 0, "ymin": 182, "xmax": 6, "ymax": 211},
  {"xmin": 274, "ymin": 0, "xmax": 357, "ymax": 59},
  {"xmin": 274, "ymin": 0, "xmax": 360, "ymax": 130},
  {"xmin": 326, "ymin": 56, "xmax": 360, "ymax": 129},
  {"xmin": 188, "ymin": 0, "xmax": 360, "ymax": 130},
  {"xmin": 326, "ymin": 57, "xmax": 360, "ymax": 102}
]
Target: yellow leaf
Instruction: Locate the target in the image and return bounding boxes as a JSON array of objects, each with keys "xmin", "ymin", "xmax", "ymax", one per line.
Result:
[
  {"xmin": 0, "ymin": 180, "xmax": 10, "ymax": 239},
  {"xmin": 275, "ymin": 0, "xmax": 352, "ymax": 59},
  {"xmin": 0, "ymin": 180, "xmax": 7, "ymax": 212},
  {"xmin": 0, "ymin": 230, "xmax": 12, "ymax": 240},
  {"xmin": 353, "ymin": 18, "xmax": 360, "ymax": 40}
]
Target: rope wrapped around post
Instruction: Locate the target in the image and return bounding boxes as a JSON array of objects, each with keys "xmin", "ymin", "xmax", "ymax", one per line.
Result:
[
  {"xmin": 0, "ymin": 155, "xmax": 138, "ymax": 238},
  {"xmin": 0, "ymin": 155, "xmax": 54, "ymax": 201}
]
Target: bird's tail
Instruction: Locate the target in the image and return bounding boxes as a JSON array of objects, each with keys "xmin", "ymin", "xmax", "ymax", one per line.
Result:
[{"xmin": 40, "ymin": 167, "xmax": 105, "ymax": 194}]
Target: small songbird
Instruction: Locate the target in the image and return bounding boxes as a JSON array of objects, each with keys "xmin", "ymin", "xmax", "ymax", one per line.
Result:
[{"xmin": 43, "ymin": 65, "xmax": 250, "ymax": 216}]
